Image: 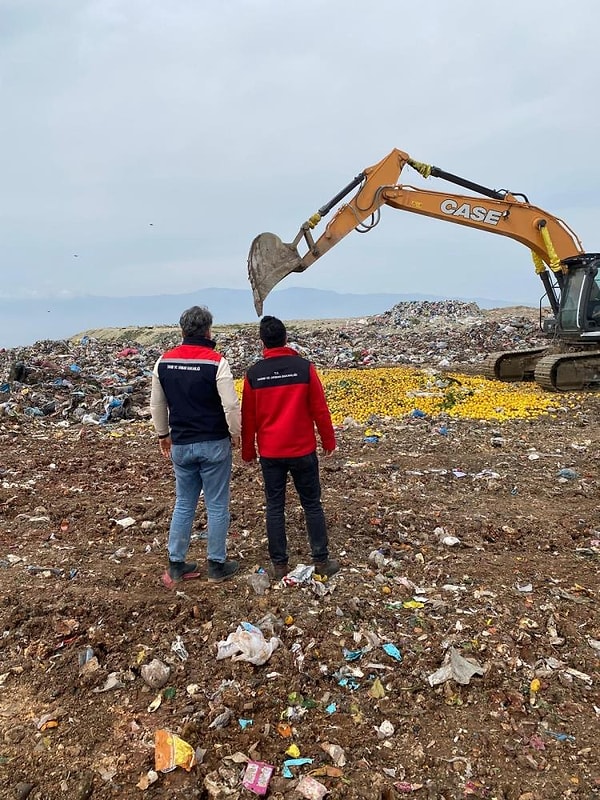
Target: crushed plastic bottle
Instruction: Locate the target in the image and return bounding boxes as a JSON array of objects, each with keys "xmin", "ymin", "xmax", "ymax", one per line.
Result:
[{"xmin": 247, "ymin": 571, "xmax": 271, "ymax": 595}]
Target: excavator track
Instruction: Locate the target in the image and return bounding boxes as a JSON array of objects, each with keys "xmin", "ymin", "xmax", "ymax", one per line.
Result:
[
  {"xmin": 534, "ymin": 351, "xmax": 600, "ymax": 391},
  {"xmin": 481, "ymin": 349, "xmax": 547, "ymax": 382}
]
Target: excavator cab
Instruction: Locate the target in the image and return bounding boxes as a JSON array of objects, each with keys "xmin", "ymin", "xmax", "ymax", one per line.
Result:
[
  {"xmin": 528, "ymin": 253, "xmax": 600, "ymax": 391},
  {"xmin": 555, "ymin": 254, "xmax": 600, "ymax": 341}
]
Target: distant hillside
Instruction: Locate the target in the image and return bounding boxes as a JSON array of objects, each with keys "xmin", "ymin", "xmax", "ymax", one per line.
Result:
[{"xmin": 0, "ymin": 286, "xmax": 528, "ymax": 349}]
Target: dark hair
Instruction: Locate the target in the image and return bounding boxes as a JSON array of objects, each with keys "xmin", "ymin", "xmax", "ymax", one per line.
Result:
[
  {"xmin": 179, "ymin": 306, "xmax": 213, "ymax": 337},
  {"xmin": 260, "ymin": 315, "xmax": 286, "ymax": 348}
]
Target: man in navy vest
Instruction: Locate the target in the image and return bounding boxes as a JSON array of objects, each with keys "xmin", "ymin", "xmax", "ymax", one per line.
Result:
[{"xmin": 150, "ymin": 305, "xmax": 241, "ymax": 587}]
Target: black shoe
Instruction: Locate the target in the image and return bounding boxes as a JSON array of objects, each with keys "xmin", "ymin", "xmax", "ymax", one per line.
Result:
[
  {"xmin": 168, "ymin": 560, "xmax": 199, "ymax": 580},
  {"xmin": 162, "ymin": 560, "xmax": 201, "ymax": 589},
  {"xmin": 313, "ymin": 558, "xmax": 340, "ymax": 578},
  {"xmin": 207, "ymin": 559, "xmax": 239, "ymax": 583},
  {"xmin": 271, "ymin": 562, "xmax": 289, "ymax": 580}
]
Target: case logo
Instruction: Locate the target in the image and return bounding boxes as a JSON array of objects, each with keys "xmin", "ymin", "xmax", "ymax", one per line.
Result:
[{"xmin": 440, "ymin": 199, "xmax": 502, "ymax": 226}]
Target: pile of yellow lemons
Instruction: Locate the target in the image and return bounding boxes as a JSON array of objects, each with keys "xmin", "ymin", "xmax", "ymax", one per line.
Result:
[
  {"xmin": 236, "ymin": 366, "xmax": 570, "ymax": 424},
  {"xmin": 319, "ymin": 366, "xmax": 557, "ymax": 424}
]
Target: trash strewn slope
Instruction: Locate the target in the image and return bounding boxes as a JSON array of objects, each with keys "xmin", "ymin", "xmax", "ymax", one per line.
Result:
[{"xmin": 0, "ymin": 303, "xmax": 598, "ymax": 800}]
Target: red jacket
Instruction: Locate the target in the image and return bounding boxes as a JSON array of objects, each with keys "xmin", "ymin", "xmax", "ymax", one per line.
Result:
[{"xmin": 242, "ymin": 346, "xmax": 336, "ymax": 460}]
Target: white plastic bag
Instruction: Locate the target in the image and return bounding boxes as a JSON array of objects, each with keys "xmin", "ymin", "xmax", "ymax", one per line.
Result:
[
  {"xmin": 427, "ymin": 646, "xmax": 484, "ymax": 686},
  {"xmin": 216, "ymin": 622, "xmax": 281, "ymax": 666}
]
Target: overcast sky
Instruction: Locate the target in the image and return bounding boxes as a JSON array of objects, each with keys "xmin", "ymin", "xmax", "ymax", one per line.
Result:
[{"xmin": 1, "ymin": 0, "xmax": 599, "ymax": 307}]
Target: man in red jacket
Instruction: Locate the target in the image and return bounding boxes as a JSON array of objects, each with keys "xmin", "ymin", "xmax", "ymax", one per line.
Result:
[{"xmin": 242, "ymin": 316, "xmax": 339, "ymax": 580}]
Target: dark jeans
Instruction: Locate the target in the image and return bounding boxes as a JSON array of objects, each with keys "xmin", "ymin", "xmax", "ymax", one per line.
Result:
[{"xmin": 259, "ymin": 451, "xmax": 328, "ymax": 565}]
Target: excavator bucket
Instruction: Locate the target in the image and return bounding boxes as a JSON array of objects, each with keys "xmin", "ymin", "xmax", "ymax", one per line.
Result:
[{"xmin": 247, "ymin": 232, "xmax": 304, "ymax": 315}]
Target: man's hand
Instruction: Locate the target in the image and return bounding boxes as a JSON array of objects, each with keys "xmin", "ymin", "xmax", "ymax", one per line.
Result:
[
  {"xmin": 322, "ymin": 448, "xmax": 336, "ymax": 457},
  {"xmin": 158, "ymin": 436, "xmax": 172, "ymax": 459},
  {"xmin": 231, "ymin": 435, "xmax": 241, "ymax": 449}
]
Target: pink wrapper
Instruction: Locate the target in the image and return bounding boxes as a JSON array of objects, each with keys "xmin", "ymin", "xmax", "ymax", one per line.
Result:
[{"xmin": 242, "ymin": 760, "xmax": 274, "ymax": 796}]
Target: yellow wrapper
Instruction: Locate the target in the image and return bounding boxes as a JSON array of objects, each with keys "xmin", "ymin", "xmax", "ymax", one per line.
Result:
[{"xmin": 154, "ymin": 729, "xmax": 196, "ymax": 773}]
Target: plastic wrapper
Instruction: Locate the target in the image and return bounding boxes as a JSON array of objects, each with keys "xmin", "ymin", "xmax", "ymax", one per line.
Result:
[
  {"xmin": 154, "ymin": 729, "xmax": 196, "ymax": 773},
  {"xmin": 382, "ymin": 642, "xmax": 402, "ymax": 662},
  {"xmin": 282, "ymin": 757, "xmax": 313, "ymax": 778},
  {"xmin": 282, "ymin": 563, "xmax": 314, "ymax": 586},
  {"xmin": 321, "ymin": 741, "xmax": 346, "ymax": 766},
  {"xmin": 427, "ymin": 647, "xmax": 484, "ymax": 687},
  {"xmin": 296, "ymin": 775, "xmax": 329, "ymax": 799},
  {"xmin": 170, "ymin": 636, "xmax": 188, "ymax": 661},
  {"xmin": 242, "ymin": 760, "xmax": 274, "ymax": 796}
]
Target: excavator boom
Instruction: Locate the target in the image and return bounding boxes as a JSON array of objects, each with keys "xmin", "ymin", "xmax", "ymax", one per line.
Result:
[{"xmin": 248, "ymin": 149, "xmax": 584, "ymax": 315}]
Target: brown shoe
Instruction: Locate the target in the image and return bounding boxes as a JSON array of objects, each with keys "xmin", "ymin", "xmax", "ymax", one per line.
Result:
[
  {"xmin": 271, "ymin": 562, "xmax": 289, "ymax": 580},
  {"xmin": 313, "ymin": 558, "xmax": 340, "ymax": 578}
]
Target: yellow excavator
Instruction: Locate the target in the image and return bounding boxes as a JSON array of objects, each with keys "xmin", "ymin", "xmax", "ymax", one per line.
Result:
[{"xmin": 247, "ymin": 148, "xmax": 600, "ymax": 391}]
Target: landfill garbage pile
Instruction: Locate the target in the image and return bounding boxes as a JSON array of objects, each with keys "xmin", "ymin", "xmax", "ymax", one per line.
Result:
[
  {"xmin": 384, "ymin": 299, "xmax": 481, "ymax": 324},
  {"xmin": 0, "ymin": 303, "xmax": 548, "ymax": 428},
  {"xmin": 0, "ymin": 303, "xmax": 599, "ymax": 799},
  {"xmin": 0, "ymin": 337, "xmax": 166, "ymax": 427},
  {"xmin": 355, "ymin": 301, "xmax": 548, "ymax": 370}
]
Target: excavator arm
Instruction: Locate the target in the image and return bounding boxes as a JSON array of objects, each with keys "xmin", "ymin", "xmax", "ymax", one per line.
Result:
[{"xmin": 248, "ymin": 149, "xmax": 585, "ymax": 315}]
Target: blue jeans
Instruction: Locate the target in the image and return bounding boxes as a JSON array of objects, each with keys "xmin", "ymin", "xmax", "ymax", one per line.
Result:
[
  {"xmin": 259, "ymin": 451, "xmax": 329, "ymax": 565},
  {"xmin": 169, "ymin": 438, "xmax": 232, "ymax": 564}
]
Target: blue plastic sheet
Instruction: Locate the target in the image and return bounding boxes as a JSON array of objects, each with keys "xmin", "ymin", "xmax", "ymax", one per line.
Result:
[
  {"xmin": 382, "ymin": 643, "xmax": 403, "ymax": 662},
  {"xmin": 282, "ymin": 758, "xmax": 313, "ymax": 778}
]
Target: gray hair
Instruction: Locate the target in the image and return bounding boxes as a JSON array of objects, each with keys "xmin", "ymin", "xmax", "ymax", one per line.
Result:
[{"xmin": 179, "ymin": 306, "xmax": 213, "ymax": 337}]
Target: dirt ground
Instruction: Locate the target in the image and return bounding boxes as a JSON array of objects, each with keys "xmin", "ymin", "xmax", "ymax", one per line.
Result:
[{"xmin": 1, "ymin": 312, "xmax": 599, "ymax": 800}]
